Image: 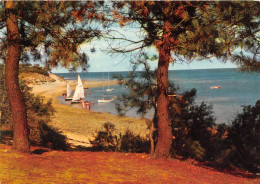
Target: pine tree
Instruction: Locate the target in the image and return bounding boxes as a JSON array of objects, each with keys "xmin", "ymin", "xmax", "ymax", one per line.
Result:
[
  {"xmin": 109, "ymin": 1, "xmax": 259, "ymax": 159},
  {"xmin": 109, "ymin": 1, "xmax": 221, "ymax": 158},
  {"xmin": 0, "ymin": 1, "xmax": 103, "ymax": 152}
]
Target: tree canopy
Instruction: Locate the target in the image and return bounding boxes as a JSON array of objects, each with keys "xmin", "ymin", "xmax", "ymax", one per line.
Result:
[{"xmin": 0, "ymin": 1, "xmax": 107, "ymax": 70}]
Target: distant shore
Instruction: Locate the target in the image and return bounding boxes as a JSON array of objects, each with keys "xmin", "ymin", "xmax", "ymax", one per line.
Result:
[{"xmin": 30, "ymin": 74, "xmax": 149, "ymax": 148}]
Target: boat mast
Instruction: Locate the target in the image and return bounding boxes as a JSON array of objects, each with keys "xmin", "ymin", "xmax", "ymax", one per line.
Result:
[
  {"xmin": 103, "ymin": 72, "xmax": 104, "ymax": 99},
  {"xmin": 107, "ymin": 72, "xmax": 109, "ymax": 90}
]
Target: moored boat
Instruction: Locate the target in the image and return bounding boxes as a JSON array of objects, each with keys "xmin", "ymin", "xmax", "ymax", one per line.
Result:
[
  {"xmin": 98, "ymin": 72, "xmax": 115, "ymax": 103},
  {"xmin": 98, "ymin": 98, "xmax": 114, "ymax": 103},
  {"xmin": 210, "ymin": 86, "xmax": 221, "ymax": 89}
]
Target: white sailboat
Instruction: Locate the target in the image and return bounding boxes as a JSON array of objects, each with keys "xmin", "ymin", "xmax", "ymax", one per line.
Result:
[
  {"xmin": 71, "ymin": 75, "xmax": 85, "ymax": 104},
  {"xmin": 98, "ymin": 73, "xmax": 115, "ymax": 103},
  {"xmin": 106, "ymin": 72, "xmax": 114, "ymax": 92},
  {"xmin": 65, "ymin": 83, "xmax": 73, "ymax": 101}
]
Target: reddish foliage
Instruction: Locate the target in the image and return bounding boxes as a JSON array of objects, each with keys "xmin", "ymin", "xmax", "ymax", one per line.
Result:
[
  {"xmin": 71, "ymin": 9, "xmax": 86, "ymax": 21},
  {"xmin": 174, "ymin": 4, "xmax": 185, "ymax": 18}
]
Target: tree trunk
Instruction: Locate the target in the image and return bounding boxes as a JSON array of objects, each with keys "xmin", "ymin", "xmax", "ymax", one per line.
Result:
[
  {"xmin": 154, "ymin": 48, "xmax": 172, "ymax": 158},
  {"xmin": 5, "ymin": 1, "xmax": 30, "ymax": 153}
]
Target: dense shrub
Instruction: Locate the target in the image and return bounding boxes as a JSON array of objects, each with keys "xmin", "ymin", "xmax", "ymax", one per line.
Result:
[
  {"xmin": 227, "ymin": 101, "xmax": 260, "ymax": 172},
  {"xmin": 170, "ymin": 89, "xmax": 217, "ymax": 161},
  {"xmin": 120, "ymin": 130, "xmax": 150, "ymax": 153},
  {"xmin": 91, "ymin": 122, "xmax": 150, "ymax": 153},
  {"xmin": 91, "ymin": 122, "xmax": 119, "ymax": 152}
]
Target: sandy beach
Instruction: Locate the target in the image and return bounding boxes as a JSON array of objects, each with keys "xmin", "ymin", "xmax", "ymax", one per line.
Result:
[{"xmin": 30, "ymin": 74, "xmax": 149, "ymax": 147}]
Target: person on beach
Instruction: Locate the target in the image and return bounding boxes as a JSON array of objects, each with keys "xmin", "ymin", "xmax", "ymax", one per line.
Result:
[{"xmin": 85, "ymin": 101, "xmax": 91, "ymax": 110}]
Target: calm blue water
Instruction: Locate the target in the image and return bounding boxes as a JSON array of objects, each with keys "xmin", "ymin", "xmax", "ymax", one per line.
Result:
[{"xmin": 55, "ymin": 69, "xmax": 260, "ymax": 124}]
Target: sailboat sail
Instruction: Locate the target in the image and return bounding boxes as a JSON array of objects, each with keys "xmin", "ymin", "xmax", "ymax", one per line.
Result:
[
  {"xmin": 66, "ymin": 83, "xmax": 72, "ymax": 98},
  {"xmin": 72, "ymin": 75, "xmax": 85, "ymax": 101}
]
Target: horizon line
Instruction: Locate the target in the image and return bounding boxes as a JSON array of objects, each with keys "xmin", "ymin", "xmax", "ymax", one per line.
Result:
[{"xmin": 53, "ymin": 67, "xmax": 237, "ymax": 74}]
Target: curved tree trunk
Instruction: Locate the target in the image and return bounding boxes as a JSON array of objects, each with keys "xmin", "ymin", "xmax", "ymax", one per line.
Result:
[
  {"xmin": 154, "ymin": 48, "xmax": 172, "ymax": 158},
  {"xmin": 154, "ymin": 20, "xmax": 173, "ymax": 158},
  {"xmin": 5, "ymin": 1, "xmax": 30, "ymax": 153}
]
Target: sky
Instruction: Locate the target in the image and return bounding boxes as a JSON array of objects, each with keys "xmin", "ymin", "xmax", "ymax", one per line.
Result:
[
  {"xmin": 51, "ymin": 25, "xmax": 237, "ymax": 73},
  {"xmin": 52, "ymin": 58, "xmax": 237, "ymax": 73},
  {"xmin": 51, "ymin": 42, "xmax": 237, "ymax": 73}
]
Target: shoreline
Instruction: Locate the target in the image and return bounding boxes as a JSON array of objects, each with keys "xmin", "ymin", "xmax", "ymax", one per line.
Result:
[{"xmin": 30, "ymin": 75, "xmax": 149, "ymax": 148}]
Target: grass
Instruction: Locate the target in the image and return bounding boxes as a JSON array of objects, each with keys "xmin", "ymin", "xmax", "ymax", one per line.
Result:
[{"xmin": 0, "ymin": 144, "xmax": 259, "ymax": 184}]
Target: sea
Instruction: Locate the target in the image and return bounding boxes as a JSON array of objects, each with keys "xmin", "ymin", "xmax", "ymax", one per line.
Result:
[{"xmin": 55, "ymin": 68, "xmax": 260, "ymax": 124}]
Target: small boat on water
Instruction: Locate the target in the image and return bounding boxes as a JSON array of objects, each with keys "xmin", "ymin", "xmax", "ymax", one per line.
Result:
[
  {"xmin": 71, "ymin": 75, "xmax": 85, "ymax": 104},
  {"xmin": 106, "ymin": 88, "xmax": 114, "ymax": 92},
  {"xmin": 65, "ymin": 83, "xmax": 73, "ymax": 101},
  {"xmin": 98, "ymin": 98, "xmax": 115, "ymax": 103},
  {"xmin": 210, "ymin": 86, "xmax": 221, "ymax": 89}
]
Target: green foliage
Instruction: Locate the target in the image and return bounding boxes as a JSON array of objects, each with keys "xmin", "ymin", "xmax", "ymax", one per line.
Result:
[
  {"xmin": 114, "ymin": 58, "xmax": 158, "ymax": 117},
  {"xmin": 19, "ymin": 64, "xmax": 50, "ymax": 76},
  {"xmin": 170, "ymin": 89, "xmax": 218, "ymax": 161},
  {"xmin": 110, "ymin": 1, "xmax": 251, "ymax": 63},
  {"xmin": 205, "ymin": 123, "xmax": 231, "ymax": 164},
  {"xmin": 227, "ymin": 101, "xmax": 260, "ymax": 172},
  {"xmin": 91, "ymin": 122, "xmax": 150, "ymax": 153},
  {"xmin": 213, "ymin": 2, "xmax": 260, "ymax": 72}
]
